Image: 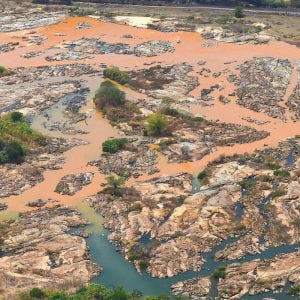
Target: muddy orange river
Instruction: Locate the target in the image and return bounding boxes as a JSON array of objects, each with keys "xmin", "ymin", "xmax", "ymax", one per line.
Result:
[{"xmin": 0, "ymin": 16, "xmax": 299, "ymax": 216}]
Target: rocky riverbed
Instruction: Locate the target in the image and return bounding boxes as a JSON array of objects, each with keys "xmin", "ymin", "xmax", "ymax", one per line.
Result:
[
  {"xmin": 46, "ymin": 38, "xmax": 175, "ymax": 61},
  {"xmin": 55, "ymin": 172, "xmax": 94, "ymax": 195},
  {"xmin": 0, "ymin": 206, "xmax": 100, "ymax": 298},
  {"xmin": 236, "ymin": 57, "xmax": 292, "ymax": 120},
  {"xmin": 87, "ymin": 138, "xmax": 300, "ymax": 295},
  {"xmin": 0, "ymin": 5, "xmax": 299, "ymax": 299},
  {"xmin": 0, "ymin": 8, "xmax": 66, "ymax": 32}
]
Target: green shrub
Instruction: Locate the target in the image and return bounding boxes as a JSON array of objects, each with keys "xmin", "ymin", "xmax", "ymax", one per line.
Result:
[
  {"xmin": 103, "ymin": 67, "xmax": 129, "ymax": 84},
  {"xmin": 211, "ymin": 266, "xmax": 226, "ymax": 279},
  {"xmin": 161, "ymin": 107, "xmax": 179, "ymax": 117},
  {"xmin": 0, "ymin": 66, "xmax": 9, "ymax": 76},
  {"xmin": 217, "ymin": 15, "xmax": 232, "ymax": 24},
  {"xmin": 139, "ymin": 260, "xmax": 150, "ymax": 271},
  {"xmin": 102, "ymin": 138, "xmax": 128, "ymax": 153},
  {"xmin": 273, "ymin": 169, "xmax": 290, "ymax": 177},
  {"xmin": 234, "ymin": 6, "xmax": 244, "ymax": 18},
  {"xmin": 29, "ymin": 288, "xmax": 45, "ymax": 299},
  {"xmin": 161, "ymin": 96, "xmax": 175, "ymax": 106},
  {"xmin": 197, "ymin": 169, "xmax": 207, "ymax": 180},
  {"xmin": 48, "ymin": 292, "xmax": 68, "ymax": 300},
  {"xmin": 104, "ymin": 175, "xmax": 127, "ymax": 196},
  {"xmin": 193, "ymin": 116, "xmax": 204, "ymax": 123},
  {"xmin": 269, "ymin": 188, "xmax": 286, "ymax": 199},
  {"xmin": 146, "ymin": 112, "xmax": 166, "ymax": 136},
  {"xmin": 10, "ymin": 111, "xmax": 24, "ymax": 122},
  {"xmin": 289, "ymin": 284, "xmax": 300, "ymax": 296},
  {"xmin": 94, "ymin": 80, "xmax": 125, "ymax": 110}
]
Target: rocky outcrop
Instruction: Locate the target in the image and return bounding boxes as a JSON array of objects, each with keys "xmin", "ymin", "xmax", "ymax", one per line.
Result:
[
  {"xmin": 0, "ymin": 206, "xmax": 100, "ymax": 299},
  {"xmin": 200, "ymin": 26, "xmax": 272, "ymax": 45},
  {"xmin": 87, "ymin": 173, "xmax": 193, "ymax": 276},
  {"xmin": 0, "ymin": 203, "xmax": 8, "ymax": 211},
  {"xmin": 287, "ymin": 84, "xmax": 300, "ymax": 120},
  {"xmin": 0, "ymin": 42, "xmax": 20, "ymax": 53},
  {"xmin": 171, "ymin": 250, "xmax": 300, "ymax": 299},
  {"xmin": 129, "ymin": 63, "xmax": 198, "ymax": 100},
  {"xmin": 0, "ymin": 9, "xmax": 66, "ymax": 32},
  {"xmin": 171, "ymin": 277, "xmax": 211, "ymax": 299},
  {"xmin": 236, "ymin": 57, "xmax": 292, "ymax": 120},
  {"xmin": 169, "ymin": 139, "xmax": 300, "ymax": 298},
  {"xmin": 218, "ymin": 250, "xmax": 300, "ymax": 299},
  {"xmin": 0, "ymin": 64, "xmax": 98, "ymax": 85},
  {"xmin": 133, "ymin": 40, "xmax": 175, "ymax": 57},
  {"xmin": 46, "ymin": 39, "xmax": 174, "ymax": 61},
  {"xmin": 157, "ymin": 114, "xmax": 269, "ymax": 163},
  {"xmin": 90, "ymin": 145, "xmax": 158, "ymax": 178},
  {"xmin": 55, "ymin": 172, "xmax": 94, "ymax": 195},
  {"xmin": 0, "ymin": 80, "xmax": 83, "ymax": 115}
]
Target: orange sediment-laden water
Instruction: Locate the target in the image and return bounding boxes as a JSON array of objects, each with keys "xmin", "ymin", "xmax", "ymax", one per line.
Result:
[{"xmin": 0, "ymin": 16, "xmax": 299, "ymax": 217}]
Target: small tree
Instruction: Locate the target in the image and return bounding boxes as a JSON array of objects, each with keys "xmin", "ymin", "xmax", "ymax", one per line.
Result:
[
  {"xmin": 94, "ymin": 80, "xmax": 125, "ymax": 110},
  {"xmin": 105, "ymin": 175, "xmax": 126, "ymax": 195},
  {"xmin": 10, "ymin": 111, "xmax": 23, "ymax": 122},
  {"xmin": 146, "ymin": 112, "xmax": 166, "ymax": 136},
  {"xmin": 234, "ymin": 6, "xmax": 245, "ymax": 18}
]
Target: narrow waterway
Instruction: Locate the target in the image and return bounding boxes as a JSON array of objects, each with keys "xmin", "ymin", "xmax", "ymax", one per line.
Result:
[{"xmin": 77, "ymin": 200, "xmax": 299, "ymax": 298}]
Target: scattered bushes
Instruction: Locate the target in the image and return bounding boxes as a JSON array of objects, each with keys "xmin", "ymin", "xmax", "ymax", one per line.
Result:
[
  {"xmin": 94, "ymin": 81, "xmax": 125, "ymax": 110},
  {"xmin": 102, "ymin": 138, "xmax": 128, "ymax": 154},
  {"xmin": 103, "ymin": 67, "xmax": 129, "ymax": 84},
  {"xmin": 0, "ymin": 112, "xmax": 46, "ymax": 146},
  {"xmin": 21, "ymin": 283, "xmax": 188, "ymax": 300},
  {"xmin": 146, "ymin": 112, "xmax": 166, "ymax": 136},
  {"xmin": 0, "ymin": 112, "xmax": 46, "ymax": 164}
]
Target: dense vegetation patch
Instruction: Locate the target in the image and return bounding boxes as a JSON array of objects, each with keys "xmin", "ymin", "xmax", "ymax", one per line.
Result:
[
  {"xmin": 20, "ymin": 284, "xmax": 187, "ymax": 300},
  {"xmin": 103, "ymin": 67, "xmax": 129, "ymax": 84},
  {"xmin": 0, "ymin": 112, "xmax": 46, "ymax": 164},
  {"xmin": 102, "ymin": 138, "xmax": 128, "ymax": 153}
]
